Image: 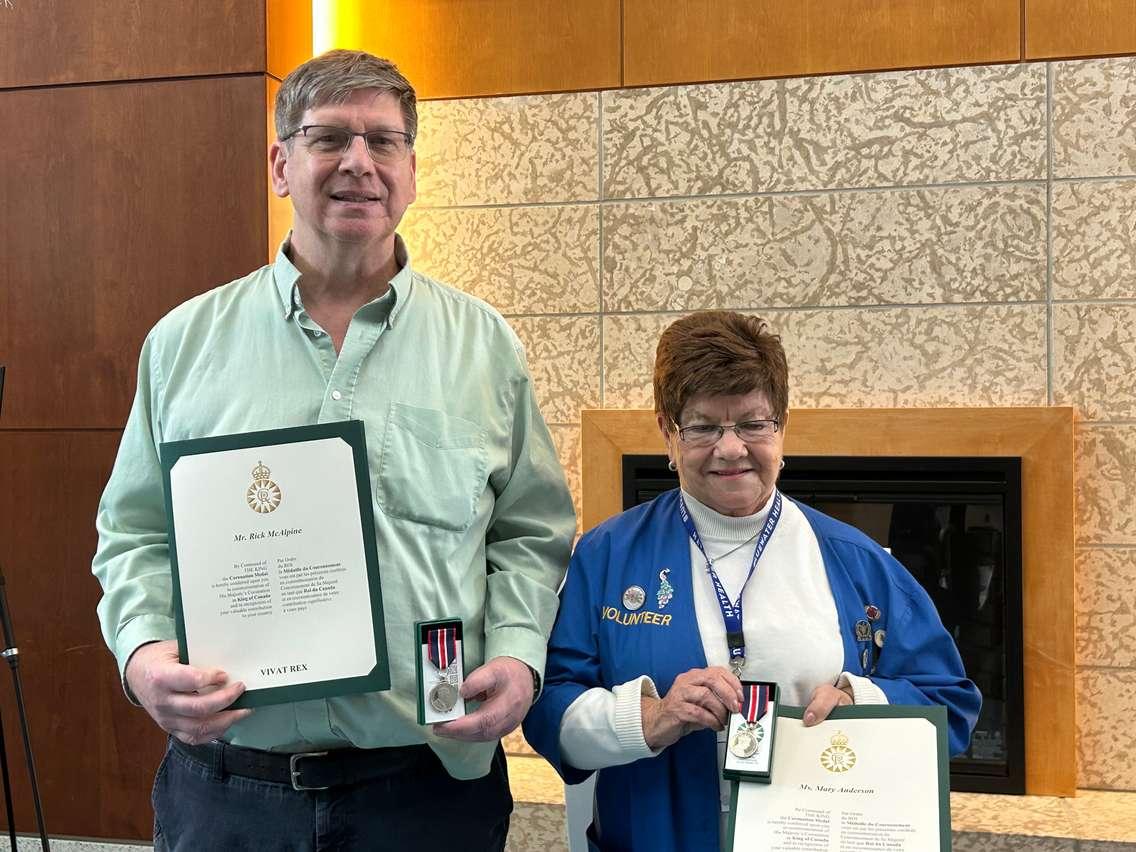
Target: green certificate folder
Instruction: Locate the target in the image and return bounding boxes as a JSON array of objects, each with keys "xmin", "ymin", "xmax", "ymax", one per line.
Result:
[
  {"xmin": 160, "ymin": 420, "xmax": 389, "ymax": 709},
  {"xmin": 727, "ymin": 704, "xmax": 951, "ymax": 851}
]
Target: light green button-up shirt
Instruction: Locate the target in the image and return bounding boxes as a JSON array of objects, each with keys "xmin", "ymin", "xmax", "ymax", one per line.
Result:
[{"xmin": 92, "ymin": 237, "xmax": 576, "ymax": 779}]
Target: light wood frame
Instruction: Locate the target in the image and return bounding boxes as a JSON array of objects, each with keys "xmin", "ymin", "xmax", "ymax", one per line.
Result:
[{"xmin": 582, "ymin": 407, "xmax": 1075, "ymax": 797}]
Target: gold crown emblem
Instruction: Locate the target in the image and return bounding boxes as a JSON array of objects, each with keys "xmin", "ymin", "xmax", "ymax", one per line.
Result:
[
  {"xmin": 829, "ymin": 731, "xmax": 849, "ymax": 748},
  {"xmin": 251, "ymin": 460, "xmax": 271, "ymax": 481}
]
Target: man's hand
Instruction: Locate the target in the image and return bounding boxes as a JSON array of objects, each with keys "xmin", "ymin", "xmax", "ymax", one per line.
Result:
[
  {"xmin": 125, "ymin": 640, "xmax": 253, "ymax": 744},
  {"xmin": 802, "ymin": 683, "xmax": 854, "ymax": 726},
  {"xmin": 641, "ymin": 666, "xmax": 742, "ymax": 751},
  {"xmin": 433, "ymin": 656, "xmax": 533, "ymax": 742}
]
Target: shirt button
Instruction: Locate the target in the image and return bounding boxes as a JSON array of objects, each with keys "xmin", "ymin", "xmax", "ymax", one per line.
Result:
[
  {"xmin": 331, "ymin": 390, "xmax": 342, "ymax": 401},
  {"xmin": 312, "ymin": 329, "xmax": 323, "ymax": 337}
]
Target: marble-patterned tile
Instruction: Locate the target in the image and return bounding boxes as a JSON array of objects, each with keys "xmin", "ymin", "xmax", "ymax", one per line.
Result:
[
  {"xmin": 512, "ymin": 316, "xmax": 600, "ymax": 425},
  {"xmin": 602, "ymin": 64, "xmax": 1045, "ymax": 199},
  {"xmin": 549, "ymin": 424, "xmax": 582, "ymax": 530},
  {"xmin": 601, "ymin": 313, "xmax": 672, "ymax": 409},
  {"xmin": 603, "ymin": 306, "xmax": 1047, "ymax": 410},
  {"xmin": 603, "ymin": 184, "xmax": 1046, "ymax": 311},
  {"xmin": 1076, "ymin": 549, "xmax": 1136, "ymax": 668},
  {"xmin": 1054, "ymin": 57, "xmax": 1136, "ymax": 179},
  {"xmin": 951, "ymin": 834, "xmax": 1076, "ymax": 851},
  {"xmin": 507, "ymin": 754, "xmax": 567, "ymax": 805},
  {"xmin": 507, "ymin": 802, "xmax": 568, "ymax": 852},
  {"xmin": 1072, "ymin": 790, "xmax": 1136, "ymax": 843},
  {"xmin": 951, "ymin": 790, "xmax": 1072, "ymax": 837},
  {"xmin": 1052, "ymin": 180, "xmax": 1136, "ymax": 301},
  {"xmin": 1076, "ymin": 425, "xmax": 1136, "ymax": 546},
  {"xmin": 416, "ymin": 93, "xmax": 598, "ymax": 205},
  {"xmin": 402, "ymin": 205, "xmax": 600, "ymax": 314},
  {"xmin": 503, "ymin": 729, "xmax": 537, "ymax": 757},
  {"xmin": 1053, "ymin": 304, "xmax": 1136, "ymax": 420},
  {"xmin": 1077, "ymin": 668, "xmax": 1136, "ymax": 790}
]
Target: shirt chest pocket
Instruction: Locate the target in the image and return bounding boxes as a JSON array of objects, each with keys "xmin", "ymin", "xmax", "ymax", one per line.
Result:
[{"xmin": 376, "ymin": 402, "xmax": 489, "ymax": 531}]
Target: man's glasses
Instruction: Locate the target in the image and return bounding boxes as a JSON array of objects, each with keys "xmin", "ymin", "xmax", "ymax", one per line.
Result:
[
  {"xmin": 671, "ymin": 419, "xmax": 781, "ymax": 447},
  {"xmin": 282, "ymin": 125, "xmax": 414, "ymax": 164}
]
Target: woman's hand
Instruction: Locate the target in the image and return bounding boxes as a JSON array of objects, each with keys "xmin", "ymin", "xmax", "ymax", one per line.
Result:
[
  {"xmin": 641, "ymin": 666, "xmax": 743, "ymax": 750},
  {"xmin": 803, "ymin": 682, "xmax": 854, "ymax": 726}
]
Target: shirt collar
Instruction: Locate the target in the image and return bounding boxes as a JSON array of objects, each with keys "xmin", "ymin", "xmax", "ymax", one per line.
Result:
[{"xmin": 271, "ymin": 232, "xmax": 415, "ymax": 325}]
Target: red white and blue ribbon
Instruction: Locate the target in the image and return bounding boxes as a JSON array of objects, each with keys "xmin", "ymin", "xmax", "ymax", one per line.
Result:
[
  {"xmin": 427, "ymin": 627, "xmax": 456, "ymax": 672},
  {"xmin": 743, "ymin": 683, "xmax": 770, "ymax": 725}
]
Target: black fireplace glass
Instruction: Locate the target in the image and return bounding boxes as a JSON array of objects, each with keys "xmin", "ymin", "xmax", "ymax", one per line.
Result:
[{"xmin": 621, "ymin": 454, "xmax": 1025, "ymax": 795}]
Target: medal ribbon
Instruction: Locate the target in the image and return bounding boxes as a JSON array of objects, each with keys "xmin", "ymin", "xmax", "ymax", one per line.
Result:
[
  {"xmin": 427, "ymin": 627, "xmax": 456, "ymax": 671},
  {"xmin": 678, "ymin": 491, "xmax": 782, "ymax": 667},
  {"xmin": 743, "ymin": 684, "xmax": 770, "ymax": 724}
]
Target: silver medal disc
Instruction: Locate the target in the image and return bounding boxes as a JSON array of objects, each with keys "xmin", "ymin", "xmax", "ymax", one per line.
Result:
[
  {"xmin": 428, "ymin": 681, "xmax": 459, "ymax": 713},
  {"xmin": 729, "ymin": 721, "xmax": 765, "ymax": 759},
  {"xmin": 730, "ymin": 727, "xmax": 758, "ymax": 759}
]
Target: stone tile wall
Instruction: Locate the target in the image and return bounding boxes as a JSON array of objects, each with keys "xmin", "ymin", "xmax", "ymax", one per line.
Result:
[{"xmin": 400, "ymin": 56, "xmax": 1136, "ymax": 792}]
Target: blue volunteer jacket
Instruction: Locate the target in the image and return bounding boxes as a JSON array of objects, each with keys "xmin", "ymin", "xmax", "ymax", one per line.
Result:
[{"xmin": 523, "ymin": 490, "xmax": 981, "ymax": 852}]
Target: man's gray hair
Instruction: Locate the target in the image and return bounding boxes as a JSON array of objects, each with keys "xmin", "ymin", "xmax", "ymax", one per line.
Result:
[{"xmin": 274, "ymin": 50, "xmax": 418, "ymax": 142}]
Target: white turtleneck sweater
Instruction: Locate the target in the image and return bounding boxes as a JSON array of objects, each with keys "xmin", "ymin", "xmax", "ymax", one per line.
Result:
[{"xmin": 557, "ymin": 489, "xmax": 886, "ymax": 834}]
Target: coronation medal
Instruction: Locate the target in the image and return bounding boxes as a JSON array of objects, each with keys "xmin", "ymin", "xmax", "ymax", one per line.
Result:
[
  {"xmin": 729, "ymin": 682, "xmax": 769, "ymax": 759},
  {"xmin": 426, "ymin": 625, "xmax": 459, "ymax": 713}
]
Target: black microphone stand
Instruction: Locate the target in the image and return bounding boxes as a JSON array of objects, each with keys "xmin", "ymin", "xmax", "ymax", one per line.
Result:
[{"xmin": 0, "ymin": 367, "xmax": 50, "ymax": 851}]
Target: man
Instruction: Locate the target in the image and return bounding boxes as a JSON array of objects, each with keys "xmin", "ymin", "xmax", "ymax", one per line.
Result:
[{"xmin": 92, "ymin": 50, "xmax": 575, "ymax": 851}]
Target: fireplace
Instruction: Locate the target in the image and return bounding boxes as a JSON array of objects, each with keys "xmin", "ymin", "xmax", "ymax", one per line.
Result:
[
  {"xmin": 622, "ymin": 453, "xmax": 1026, "ymax": 794},
  {"xmin": 581, "ymin": 406, "xmax": 1075, "ymax": 796}
]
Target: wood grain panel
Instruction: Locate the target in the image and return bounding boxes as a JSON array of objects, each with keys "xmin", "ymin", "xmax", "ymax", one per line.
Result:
[
  {"xmin": 331, "ymin": 0, "xmax": 620, "ymax": 99},
  {"xmin": 623, "ymin": 0, "xmax": 1021, "ymax": 87},
  {"xmin": 582, "ymin": 407, "xmax": 1076, "ymax": 796},
  {"xmin": 0, "ymin": 75, "xmax": 269, "ymax": 430},
  {"xmin": 1026, "ymin": 0, "xmax": 1136, "ymax": 58},
  {"xmin": 0, "ymin": 0, "xmax": 264, "ymax": 89},
  {"xmin": 0, "ymin": 431, "xmax": 166, "ymax": 840},
  {"xmin": 268, "ymin": 0, "xmax": 313, "ymax": 80},
  {"xmin": 267, "ymin": 77, "xmax": 293, "ymax": 260}
]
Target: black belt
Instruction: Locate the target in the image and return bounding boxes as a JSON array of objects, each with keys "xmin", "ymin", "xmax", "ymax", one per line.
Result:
[{"xmin": 172, "ymin": 738, "xmax": 432, "ymax": 792}]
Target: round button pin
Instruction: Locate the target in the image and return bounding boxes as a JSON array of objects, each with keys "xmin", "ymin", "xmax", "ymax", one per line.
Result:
[{"xmin": 622, "ymin": 585, "xmax": 646, "ymax": 611}]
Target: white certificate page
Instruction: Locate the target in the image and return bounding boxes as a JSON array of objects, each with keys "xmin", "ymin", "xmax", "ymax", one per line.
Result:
[
  {"xmin": 730, "ymin": 709, "xmax": 946, "ymax": 852},
  {"xmin": 168, "ymin": 436, "xmax": 377, "ymax": 692}
]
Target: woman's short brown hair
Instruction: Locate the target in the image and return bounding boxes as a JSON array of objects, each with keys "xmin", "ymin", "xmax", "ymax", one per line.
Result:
[{"xmin": 653, "ymin": 311, "xmax": 789, "ymax": 428}]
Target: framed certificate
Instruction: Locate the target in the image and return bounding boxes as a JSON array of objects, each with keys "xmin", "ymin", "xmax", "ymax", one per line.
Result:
[
  {"xmin": 160, "ymin": 420, "xmax": 389, "ymax": 709},
  {"xmin": 727, "ymin": 705, "xmax": 951, "ymax": 851}
]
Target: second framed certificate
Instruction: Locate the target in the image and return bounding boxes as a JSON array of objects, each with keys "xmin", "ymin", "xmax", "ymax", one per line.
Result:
[
  {"xmin": 727, "ymin": 705, "xmax": 951, "ymax": 851},
  {"xmin": 161, "ymin": 420, "xmax": 389, "ymax": 708}
]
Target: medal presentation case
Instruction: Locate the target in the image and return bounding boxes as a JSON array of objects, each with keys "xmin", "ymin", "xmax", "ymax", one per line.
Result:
[
  {"xmin": 723, "ymin": 680, "xmax": 779, "ymax": 783},
  {"xmin": 415, "ymin": 618, "xmax": 466, "ymax": 724}
]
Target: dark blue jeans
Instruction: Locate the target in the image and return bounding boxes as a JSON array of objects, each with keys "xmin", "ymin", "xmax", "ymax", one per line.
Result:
[{"xmin": 152, "ymin": 739, "xmax": 512, "ymax": 851}]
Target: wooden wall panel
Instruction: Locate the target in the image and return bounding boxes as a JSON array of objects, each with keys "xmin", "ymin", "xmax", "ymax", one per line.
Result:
[
  {"xmin": 0, "ymin": 0, "xmax": 264, "ymax": 89},
  {"xmin": 268, "ymin": 0, "xmax": 313, "ymax": 80},
  {"xmin": 1026, "ymin": 0, "xmax": 1136, "ymax": 59},
  {"xmin": 0, "ymin": 75, "xmax": 269, "ymax": 430},
  {"xmin": 267, "ymin": 77, "xmax": 293, "ymax": 260},
  {"xmin": 331, "ymin": 0, "xmax": 621, "ymax": 99},
  {"xmin": 0, "ymin": 431, "xmax": 166, "ymax": 840},
  {"xmin": 623, "ymin": 0, "xmax": 1021, "ymax": 87}
]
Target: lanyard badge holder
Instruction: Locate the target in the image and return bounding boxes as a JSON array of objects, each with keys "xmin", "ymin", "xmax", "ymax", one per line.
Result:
[
  {"xmin": 723, "ymin": 680, "xmax": 780, "ymax": 783},
  {"xmin": 415, "ymin": 618, "xmax": 466, "ymax": 724}
]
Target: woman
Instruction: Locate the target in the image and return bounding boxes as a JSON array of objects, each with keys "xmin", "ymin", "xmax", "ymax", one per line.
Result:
[{"xmin": 523, "ymin": 311, "xmax": 980, "ymax": 852}]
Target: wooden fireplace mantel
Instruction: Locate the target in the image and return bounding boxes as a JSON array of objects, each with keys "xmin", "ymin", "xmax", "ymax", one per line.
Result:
[{"xmin": 581, "ymin": 407, "xmax": 1076, "ymax": 797}]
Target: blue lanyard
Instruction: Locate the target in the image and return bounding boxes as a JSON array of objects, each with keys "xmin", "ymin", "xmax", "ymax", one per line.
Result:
[{"xmin": 678, "ymin": 491, "xmax": 782, "ymax": 672}]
